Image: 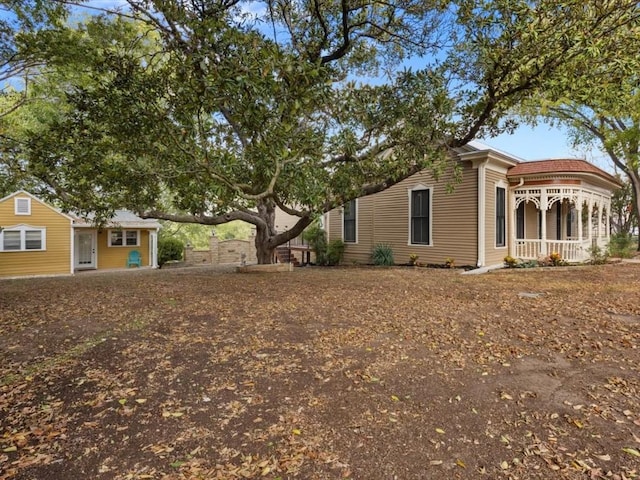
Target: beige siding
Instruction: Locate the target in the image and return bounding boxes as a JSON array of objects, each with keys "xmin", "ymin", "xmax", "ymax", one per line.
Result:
[
  {"xmin": 0, "ymin": 193, "xmax": 72, "ymax": 277},
  {"xmin": 274, "ymin": 209, "xmax": 300, "ymax": 232},
  {"xmin": 328, "ymin": 161, "xmax": 479, "ymax": 266},
  {"xmin": 484, "ymin": 169, "xmax": 509, "ymax": 266}
]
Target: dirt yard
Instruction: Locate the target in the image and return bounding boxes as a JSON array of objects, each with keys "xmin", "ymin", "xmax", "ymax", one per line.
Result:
[{"xmin": 1, "ymin": 264, "xmax": 639, "ymax": 479}]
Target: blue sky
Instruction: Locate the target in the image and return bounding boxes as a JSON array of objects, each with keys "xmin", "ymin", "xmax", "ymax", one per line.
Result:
[
  {"xmin": 481, "ymin": 124, "xmax": 612, "ymax": 171},
  {"xmin": 481, "ymin": 124, "xmax": 576, "ymax": 161}
]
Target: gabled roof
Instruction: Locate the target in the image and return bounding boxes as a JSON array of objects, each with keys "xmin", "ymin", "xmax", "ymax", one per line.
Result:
[
  {"xmin": 73, "ymin": 210, "xmax": 162, "ymax": 229},
  {"xmin": 507, "ymin": 159, "xmax": 621, "ymax": 186},
  {"xmin": 0, "ymin": 190, "xmax": 75, "ymax": 221},
  {"xmin": 1, "ymin": 190, "xmax": 161, "ymax": 229}
]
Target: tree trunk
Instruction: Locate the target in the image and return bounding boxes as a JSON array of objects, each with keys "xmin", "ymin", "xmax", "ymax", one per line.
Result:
[
  {"xmin": 630, "ymin": 170, "xmax": 640, "ymax": 251},
  {"xmin": 254, "ymin": 199, "xmax": 278, "ymax": 264}
]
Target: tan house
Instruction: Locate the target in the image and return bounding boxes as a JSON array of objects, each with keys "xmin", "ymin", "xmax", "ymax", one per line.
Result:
[
  {"xmin": 324, "ymin": 143, "xmax": 620, "ymax": 267},
  {"xmin": 0, "ymin": 190, "xmax": 161, "ymax": 278}
]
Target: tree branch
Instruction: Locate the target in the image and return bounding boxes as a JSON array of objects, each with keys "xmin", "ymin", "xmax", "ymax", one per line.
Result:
[{"xmin": 139, "ymin": 208, "xmax": 267, "ymax": 229}]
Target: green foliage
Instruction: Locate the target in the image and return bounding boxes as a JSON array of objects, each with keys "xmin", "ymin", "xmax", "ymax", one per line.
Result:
[
  {"xmin": 372, "ymin": 243, "xmax": 394, "ymax": 266},
  {"xmin": 302, "ymin": 223, "xmax": 328, "ymax": 265},
  {"xmin": 326, "ymin": 240, "xmax": 345, "ymax": 266},
  {"xmin": 518, "ymin": 260, "xmax": 539, "ymax": 269},
  {"xmin": 3, "ymin": 1, "xmax": 640, "ymax": 264},
  {"xmin": 608, "ymin": 233, "xmax": 635, "ymax": 258},
  {"xmin": 587, "ymin": 244, "xmax": 609, "ymax": 265},
  {"xmin": 158, "ymin": 236, "xmax": 184, "ymax": 267},
  {"xmin": 444, "ymin": 257, "xmax": 455, "ymax": 268},
  {"xmin": 409, "ymin": 253, "xmax": 419, "ymax": 266},
  {"xmin": 610, "ymin": 177, "xmax": 638, "ymax": 236},
  {"xmin": 215, "ymin": 221, "xmax": 251, "ymax": 241}
]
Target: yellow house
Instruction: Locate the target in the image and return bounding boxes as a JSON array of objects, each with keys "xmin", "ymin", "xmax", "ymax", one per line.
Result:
[{"xmin": 0, "ymin": 191, "xmax": 161, "ymax": 278}]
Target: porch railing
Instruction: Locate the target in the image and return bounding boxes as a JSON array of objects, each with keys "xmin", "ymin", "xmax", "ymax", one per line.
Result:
[{"xmin": 514, "ymin": 237, "xmax": 608, "ymax": 263}]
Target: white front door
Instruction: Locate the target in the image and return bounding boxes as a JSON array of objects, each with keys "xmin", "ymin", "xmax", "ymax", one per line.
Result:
[{"xmin": 74, "ymin": 230, "xmax": 97, "ymax": 270}]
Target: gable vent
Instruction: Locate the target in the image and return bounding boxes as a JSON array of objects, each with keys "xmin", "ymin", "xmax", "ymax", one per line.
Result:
[{"xmin": 15, "ymin": 198, "xmax": 31, "ymax": 215}]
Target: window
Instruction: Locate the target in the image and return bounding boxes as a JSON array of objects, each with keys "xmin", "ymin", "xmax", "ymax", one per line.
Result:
[
  {"xmin": 343, "ymin": 200, "xmax": 356, "ymax": 243},
  {"xmin": 566, "ymin": 206, "xmax": 575, "ymax": 238},
  {"xmin": 516, "ymin": 202, "xmax": 525, "ymax": 239},
  {"xmin": 0, "ymin": 226, "xmax": 45, "ymax": 251},
  {"xmin": 15, "ymin": 197, "xmax": 31, "ymax": 215},
  {"xmin": 410, "ymin": 188, "xmax": 431, "ymax": 245},
  {"xmin": 108, "ymin": 229, "xmax": 139, "ymax": 247},
  {"xmin": 495, "ymin": 187, "xmax": 506, "ymax": 247}
]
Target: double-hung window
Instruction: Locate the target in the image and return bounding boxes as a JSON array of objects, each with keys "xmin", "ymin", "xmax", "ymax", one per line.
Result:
[
  {"xmin": 343, "ymin": 200, "xmax": 356, "ymax": 243},
  {"xmin": 516, "ymin": 202, "xmax": 525, "ymax": 239},
  {"xmin": 109, "ymin": 230, "xmax": 140, "ymax": 247},
  {"xmin": 496, "ymin": 187, "xmax": 506, "ymax": 247},
  {"xmin": 0, "ymin": 226, "xmax": 46, "ymax": 251},
  {"xmin": 410, "ymin": 188, "xmax": 431, "ymax": 245}
]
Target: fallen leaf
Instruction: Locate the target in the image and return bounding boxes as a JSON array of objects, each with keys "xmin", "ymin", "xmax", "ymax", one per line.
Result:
[
  {"xmin": 622, "ymin": 447, "xmax": 640, "ymax": 457},
  {"xmin": 435, "ymin": 428, "xmax": 445, "ymax": 434}
]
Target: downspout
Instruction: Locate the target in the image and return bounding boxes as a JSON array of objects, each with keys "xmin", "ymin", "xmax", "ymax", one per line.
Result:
[{"xmin": 477, "ymin": 161, "xmax": 486, "ymax": 267}]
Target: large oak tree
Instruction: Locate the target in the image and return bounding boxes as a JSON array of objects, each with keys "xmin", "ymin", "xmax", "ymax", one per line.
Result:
[{"xmin": 3, "ymin": 0, "xmax": 640, "ymax": 262}]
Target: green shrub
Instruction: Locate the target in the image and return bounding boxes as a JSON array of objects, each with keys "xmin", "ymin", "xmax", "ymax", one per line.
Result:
[
  {"xmin": 518, "ymin": 259, "xmax": 539, "ymax": 268},
  {"xmin": 372, "ymin": 243, "xmax": 394, "ymax": 266},
  {"xmin": 587, "ymin": 244, "xmax": 608, "ymax": 265},
  {"xmin": 302, "ymin": 223, "xmax": 328, "ymax": 265},
  {"xmin": 609, "ymin": 233, "xmax": 634, "ymax": 258},
  {"xmin": 158, "ymin": 236, "xmax": 184, "ymax": 267},
  {"xmin": 326, "ymin": 239, "xmax": 345, "ymax": 265}
]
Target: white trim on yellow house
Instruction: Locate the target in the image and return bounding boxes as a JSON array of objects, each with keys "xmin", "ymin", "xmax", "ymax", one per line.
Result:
[
  {"xmin": 0, "ymin": 190, "xmax": 75, "ymax": 221},
  {"xmin": 1, "ymin": 191, "xmax": 162, "ymax": 278}
]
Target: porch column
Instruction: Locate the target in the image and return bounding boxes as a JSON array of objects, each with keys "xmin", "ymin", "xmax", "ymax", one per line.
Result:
[
  {"xmin": 150, "ymin": 230, "xmax": 158, "ymax": 268},
  {"xmin": 588, "ymin": 200, "xmax": 594, "ymax": 244},
  {"xmin": 597, "ymin": 203, "xmax": 603, "ymax": 239},
  {"xmin": 509, "ymin": 191, "xmax": 516, "ymax": 258},
  {"xmin": 577, "ymin": 202, "xmax": 583, "ymax": 242},
  {"xmin": 540, "ymin": 188, "xmax": 548, "ymax": 255}
]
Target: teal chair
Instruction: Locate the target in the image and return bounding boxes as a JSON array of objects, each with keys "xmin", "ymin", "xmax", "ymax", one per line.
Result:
[{"xmin": 126, "ymin": 250, "xmax": 142, "ymax": 268}]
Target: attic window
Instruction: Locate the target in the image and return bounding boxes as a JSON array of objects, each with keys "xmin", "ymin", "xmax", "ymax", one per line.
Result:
[{"xmin": 15, "ymin": 197, "xmax": 31, "ymax": 215}]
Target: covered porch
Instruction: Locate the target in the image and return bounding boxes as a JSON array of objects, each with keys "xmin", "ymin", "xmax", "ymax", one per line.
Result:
[{"xmin": 511, "ymin": 186, "xmax": 611, "ymax": 263}]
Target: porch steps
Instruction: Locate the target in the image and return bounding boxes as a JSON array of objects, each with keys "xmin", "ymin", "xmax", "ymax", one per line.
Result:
[{"xmin": 275, "ymin": 246, "xmax": 300, "ymax": 267}]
